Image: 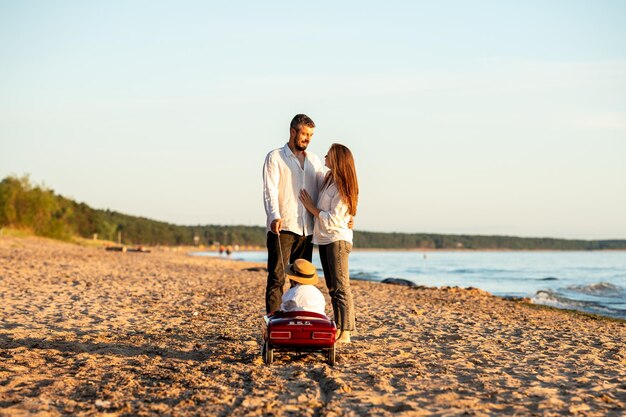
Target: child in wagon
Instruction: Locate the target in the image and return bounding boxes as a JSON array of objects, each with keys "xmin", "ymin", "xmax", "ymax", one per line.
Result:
[{"xmin": 262, "ymin": 259, "xmax": 327, "ymax": 342}]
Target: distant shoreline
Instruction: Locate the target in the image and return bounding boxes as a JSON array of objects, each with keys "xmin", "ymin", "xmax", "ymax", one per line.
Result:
[
  {"xmin": 351, "ymin": 247, "xmax": 626, "ymax": 252},
  {"xmin": 191, "ymin": 246, "xmax": 626, "ymax": 253}
]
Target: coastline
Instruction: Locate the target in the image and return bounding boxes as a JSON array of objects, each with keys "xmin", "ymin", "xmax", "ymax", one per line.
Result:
[
  {"xmin": 1, "ymin": 236, "xmax": 625, "ymax": 416},
  {"xmin": 194, "ymin": 248, "xmax": 626, "ymax": 321},
  {"xmin": 351, "ymin": 247, "xmax": 626, "ymax": 252}
]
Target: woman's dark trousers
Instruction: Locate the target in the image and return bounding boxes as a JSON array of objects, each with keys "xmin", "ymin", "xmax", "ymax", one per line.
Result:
[{"xmin": 319, "ymin": 240, "xmax": 355, "ymax": 332}]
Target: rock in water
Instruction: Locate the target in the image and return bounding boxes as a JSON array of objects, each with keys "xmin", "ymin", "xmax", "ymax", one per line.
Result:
[{"xmin": 381, "ymin": 278, "xmax": 417, "ymax": 287}]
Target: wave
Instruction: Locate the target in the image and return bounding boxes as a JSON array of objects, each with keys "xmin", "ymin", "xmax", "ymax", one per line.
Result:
[
  {"xmin": 532, "ymin": 289, "xmax": 626, "ymax": 319},
  {"xmin": 350, "ymin": 270, "xmax": 382, "ymax": 281},
  {"xmin": 533, "ymin": 290, "xmax": 598, "ymax": 308},
  {"xmin": 446, "ymin": 270, "xmax": 559, "ymax": 281},
  {"xmin": 405, "ymin": 268, "xmax": 430, "ymax": 274},
  {"xmin": 450, "ymin": 268, "xmax": 511, "ymax": 274},
  {"xmin": 564, "ymin": 282, "xmax": 625, "ymax": 298}
]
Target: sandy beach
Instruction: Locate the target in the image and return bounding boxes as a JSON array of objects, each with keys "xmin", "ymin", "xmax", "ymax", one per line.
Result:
[{"xmin": 1, "ymin": 236, "xmax": 625, "ymax": 416}]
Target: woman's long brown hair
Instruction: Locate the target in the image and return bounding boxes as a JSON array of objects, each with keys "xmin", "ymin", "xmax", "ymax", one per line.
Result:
[{"xmin": 323, "ymin": 143, "xmax": 359, "ymax": 216}]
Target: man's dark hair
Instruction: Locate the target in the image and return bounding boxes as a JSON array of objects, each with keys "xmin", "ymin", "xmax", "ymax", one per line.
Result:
[{"xmin": 290, "ymin": 114, "xmax": 315, "ymax": 130}]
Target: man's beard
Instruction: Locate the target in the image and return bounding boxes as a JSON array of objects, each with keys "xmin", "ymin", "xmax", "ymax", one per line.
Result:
[{"xmin": 295, "ymin": 141, "xmax": 308, "ymax": 151}]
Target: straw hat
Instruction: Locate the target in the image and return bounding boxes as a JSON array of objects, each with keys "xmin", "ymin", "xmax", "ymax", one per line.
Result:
[{"xmin": 285, "ymin": 259, "xmax": 319, "ymax": 285}]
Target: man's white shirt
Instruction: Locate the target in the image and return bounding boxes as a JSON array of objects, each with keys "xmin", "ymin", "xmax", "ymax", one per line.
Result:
[{"xmin": 263, "ymin": 143, "xmax": 326, "ymax": 235}]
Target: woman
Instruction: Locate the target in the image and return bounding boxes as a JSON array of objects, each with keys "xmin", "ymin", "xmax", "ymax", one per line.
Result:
[{"xmin": 299, "ymin": 143, "xmax": 358, "ymax": 343}]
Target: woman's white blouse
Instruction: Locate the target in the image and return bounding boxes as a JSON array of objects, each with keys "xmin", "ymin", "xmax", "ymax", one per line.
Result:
[{"xmin": 313, "ymin": 182, "xmax": 353, "ymax": 245}]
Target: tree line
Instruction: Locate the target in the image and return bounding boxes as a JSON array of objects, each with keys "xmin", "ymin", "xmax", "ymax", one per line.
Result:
[{"xmin": 1, "ymin": 175, "xmax": 624, "ymax": 250}]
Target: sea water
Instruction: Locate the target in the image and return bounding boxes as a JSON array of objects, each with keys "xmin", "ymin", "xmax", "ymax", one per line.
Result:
[{"xmin": 191, "ymin": 250, "xmax": 626, "ymax": 320}]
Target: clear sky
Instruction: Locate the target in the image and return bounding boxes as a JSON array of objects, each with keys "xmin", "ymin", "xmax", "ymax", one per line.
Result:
[{"xmin": 1, "ymin": 1, "xmax": 625, "ymax": 240}]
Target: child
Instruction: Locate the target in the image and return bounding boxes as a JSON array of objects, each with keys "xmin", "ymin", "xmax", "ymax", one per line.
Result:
[{"xmin": 280, "ymin": 259, "xmax": 326, "ymax": 316}]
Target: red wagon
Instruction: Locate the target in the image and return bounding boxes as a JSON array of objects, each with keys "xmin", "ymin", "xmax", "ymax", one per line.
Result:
[{"xmin": 262, "ymin": 310, "xmax": 337, "ymax": 365}]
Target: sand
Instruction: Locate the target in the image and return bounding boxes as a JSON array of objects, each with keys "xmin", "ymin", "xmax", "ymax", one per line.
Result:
[{"xmin": 1, "ymin": 236, "xmax": 625, "ymax": 416}]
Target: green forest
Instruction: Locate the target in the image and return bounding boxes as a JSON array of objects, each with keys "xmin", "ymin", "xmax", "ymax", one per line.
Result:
[{"xmin": 1, "ymin": 175, "xmax": 625, "ymax": 250}]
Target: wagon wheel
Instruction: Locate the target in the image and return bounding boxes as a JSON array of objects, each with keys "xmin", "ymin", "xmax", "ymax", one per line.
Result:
[
  {"xmin": 327, "ymin": 345, "xmax": 336, "ymax": 366},
  {"xmin": 263, "ymin": 340, "xmax": 274, "ymax": 365}
]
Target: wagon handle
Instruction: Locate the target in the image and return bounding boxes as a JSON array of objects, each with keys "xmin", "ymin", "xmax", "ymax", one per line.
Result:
[{"xmin": 277, "ymin": 231, "xmax": 287, "ymax": 283}]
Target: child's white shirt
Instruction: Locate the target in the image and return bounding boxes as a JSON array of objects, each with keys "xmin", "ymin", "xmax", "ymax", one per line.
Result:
[{"xmin": 280, "ymin": 284, "xmax": 326, "ymax": 316}]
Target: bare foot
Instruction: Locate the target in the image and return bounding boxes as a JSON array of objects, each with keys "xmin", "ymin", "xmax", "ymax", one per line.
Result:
[{"xmin": 336, "ymin": 330, "xmax": 351, "ymax": 343}]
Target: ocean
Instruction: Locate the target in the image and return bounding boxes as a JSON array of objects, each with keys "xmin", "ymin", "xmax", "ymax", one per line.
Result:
[{"xmin": 191, "ymin": 250, "xmax": 626, "ymax": 320}]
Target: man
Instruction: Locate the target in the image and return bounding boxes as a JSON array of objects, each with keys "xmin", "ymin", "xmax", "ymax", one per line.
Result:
[{"xmin": 262, "ymin": 114, "xmax": 325, "ymax": 314}]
